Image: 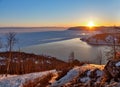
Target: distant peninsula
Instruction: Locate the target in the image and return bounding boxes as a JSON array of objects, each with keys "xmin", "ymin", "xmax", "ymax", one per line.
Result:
[
  {"xmin": 67, "ymin": 26, "xmax": 120, "ymax": 31},
  {"xmin": 81, "ymin": 33, "xmax": 120, "ymax": 45}
]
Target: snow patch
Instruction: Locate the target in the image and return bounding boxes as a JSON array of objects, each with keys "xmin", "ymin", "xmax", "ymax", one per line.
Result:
[
  {"xmin": 80, "ymin": 77, "xmax": 91, "ymax": 83},
  {"xmin": 115, "ymin": 62, "xmax": 120, "ymax": 67},
  {"xmin": 96, "ymin": 70, "xmax": 103, "ymax": 77}
]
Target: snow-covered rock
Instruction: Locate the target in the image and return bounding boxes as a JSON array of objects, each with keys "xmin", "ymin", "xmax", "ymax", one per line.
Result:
[
  {"xmin": 51, "ymin": 66, "xmax": 80, "ymax": 87},
  {"xmin": 0, "ymin": 70, "xmax": 57, "ymax": 87},
  {"xmin": 51, "ymin": 64, "xmax": 104, "ymax": 87}
]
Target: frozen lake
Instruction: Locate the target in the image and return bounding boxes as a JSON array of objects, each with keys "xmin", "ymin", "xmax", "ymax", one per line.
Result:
[{"xmin": 22, "ymin": 38, "xmax": 108, "ymax": 64}]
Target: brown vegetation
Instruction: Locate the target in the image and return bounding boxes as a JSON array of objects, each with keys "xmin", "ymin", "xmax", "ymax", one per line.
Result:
[{"xmin": 0, "ymin": 51, "xmax": 68, "ymax": 75}]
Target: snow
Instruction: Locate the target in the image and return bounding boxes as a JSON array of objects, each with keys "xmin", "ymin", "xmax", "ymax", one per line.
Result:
[
  {"xmin": 80, "ymin": 77, "xmax": 91, "ymax": 83},
  {"xmin": 96, "ymin": 69, "xmax": 103, "ymax": 77},
  {"xmin": 0, "ymin": 57, "xmax": 5, "ymax": 60},
  {"xmin": 35, "ymin": 61, "xmax": 39, "ymax": 64},
  {"xmin": 46, "ymin": 60, "xmax": 51, "ymax": 64},
  {"xmin": 51, "ymin": 66, "xmax": 80, "ymax": 86},
  {"xmin": 115, "ymin": 62, "xmax": 120, "ymax": 67},
  {"xmin": 0, "ymin": 57, "xmax": 6, "ymax": 65},
  {"xmin": 0, "ymin": 70, "xmax": 57, "ymax": 87},
  {"xmin": 105, "ymin": 35, "xmax": 113, "ymax": 43},
  {"xmin": 86, "ymin": 70, "xmax": 91, "ymax": 76}
]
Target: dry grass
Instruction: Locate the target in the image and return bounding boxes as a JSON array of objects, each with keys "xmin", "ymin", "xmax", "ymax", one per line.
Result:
[{"xmin": 23, "ymin": 73, "xmax": 53, "ymax": 87}]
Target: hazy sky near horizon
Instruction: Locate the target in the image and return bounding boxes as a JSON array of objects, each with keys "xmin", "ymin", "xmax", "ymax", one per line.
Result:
[{"xmin": 0, "ymin": 0, "xmax": 120, "ymax": 27}]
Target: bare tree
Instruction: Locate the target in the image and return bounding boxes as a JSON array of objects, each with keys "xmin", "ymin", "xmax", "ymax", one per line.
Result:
[
  {"xmin": 106, "ymin": 26, "xmax": 120, "ymax": 60},
  {"xmin": 0, "ymin": 38, "xmax": 3, "ymax": 76},
  {"xmin": 97, "ymin": 48, "xmax": 102, "ymax": 65},
  {"xmin": 5, "ymin": 32, "xmax": 18, "ymax": 51},
  {"xmin": 0, "ymin": 38, "xmax": 2, "ymax": 49},
  {"xmin": 68, "ymin": 51, "xmax": 75, "ymax": 63},
  {"xmin": 5, "ymin": 32, "xmax": 18, "ymax": 76},
  {"xmin": 112, "ymin": 26, "xmax": 117, "ymax": 59}
]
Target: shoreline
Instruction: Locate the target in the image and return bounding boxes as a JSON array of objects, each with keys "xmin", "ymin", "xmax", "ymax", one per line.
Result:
[{"xmin": 80, "ymin": 39, "xmax": 120, "ymax": 46}]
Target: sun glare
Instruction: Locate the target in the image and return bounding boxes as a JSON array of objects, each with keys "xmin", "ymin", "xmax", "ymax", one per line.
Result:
[{"xmin": 87, "ymin": 21, "xmax": 95, "ymax": 28}]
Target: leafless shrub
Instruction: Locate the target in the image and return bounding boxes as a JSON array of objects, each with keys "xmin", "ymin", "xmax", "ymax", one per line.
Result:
[{"xmin": 5, "ymin": 32, "xmax": 18, "ymax": 76}]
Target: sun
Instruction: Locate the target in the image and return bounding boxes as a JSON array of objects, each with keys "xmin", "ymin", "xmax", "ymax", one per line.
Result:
[{"xmin": 87, "ymin": 21, "xmax": 95, "ymax": 28}]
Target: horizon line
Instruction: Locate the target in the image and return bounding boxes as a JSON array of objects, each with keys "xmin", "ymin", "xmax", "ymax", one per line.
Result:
[{"xmin": 0, "ymin": 25, "xmax": 120, "ymax": 28}]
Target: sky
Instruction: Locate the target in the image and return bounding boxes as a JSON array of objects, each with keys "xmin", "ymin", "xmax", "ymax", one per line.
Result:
[{"xmin": 0, "ymin": 0, "xmax": 120, "ymax": 27}]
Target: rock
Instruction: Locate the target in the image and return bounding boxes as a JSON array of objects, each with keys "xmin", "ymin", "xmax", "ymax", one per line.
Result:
[
  {"xmin": 103, "ymin": 59, "xmax": 120, "ymax": 80},
  {"xmin": 100, "ymin": 58, "xmax": 120, "ymax": 87}
]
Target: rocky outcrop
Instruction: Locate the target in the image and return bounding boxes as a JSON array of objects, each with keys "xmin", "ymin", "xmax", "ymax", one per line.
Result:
[
  {"xmin": 104, "ymin": 59, "xmax": 120, "ymax": 79},
  {"xmin": 65, "ymin": 59, "xmax": 120, "ymax": 87},
  {"xmin": 101, "ymin": 58, "xmax": 120, "ymax": 87}
]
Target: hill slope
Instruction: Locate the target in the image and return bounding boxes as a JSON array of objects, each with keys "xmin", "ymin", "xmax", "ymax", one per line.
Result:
[{"xmin": 0, "ymin": 52, "xmax": 68, "ymax": 74}]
